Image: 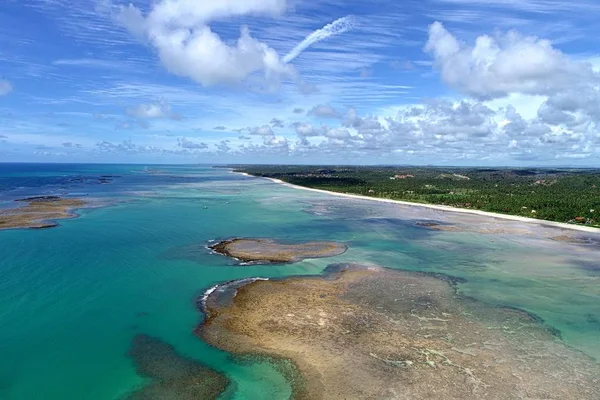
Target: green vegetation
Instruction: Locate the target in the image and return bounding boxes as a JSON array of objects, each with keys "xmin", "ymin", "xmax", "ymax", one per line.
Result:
[{"xmin": 231, "ymin": 165, "xmax": 600, "ymax": 228}]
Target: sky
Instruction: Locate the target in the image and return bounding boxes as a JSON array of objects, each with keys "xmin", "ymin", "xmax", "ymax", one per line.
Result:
[{"xmin": 1, "ymin": 0, "xmax": 600, "ymax": 165}]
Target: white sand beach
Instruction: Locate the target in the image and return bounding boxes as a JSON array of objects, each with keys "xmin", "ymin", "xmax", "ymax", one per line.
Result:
[{"xmin": 238, "ymin": 172, "xmax": 599, "ymax": 234}]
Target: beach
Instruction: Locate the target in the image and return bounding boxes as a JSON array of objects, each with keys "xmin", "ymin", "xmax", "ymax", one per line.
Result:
[{"xmin": 238, "ymin": 172, "xmax": 600, "ymax": 234}]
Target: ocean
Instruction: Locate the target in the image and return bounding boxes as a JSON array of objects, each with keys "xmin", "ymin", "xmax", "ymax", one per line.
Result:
[{"xmin": 0, "ymin": 164, "xmax": 598, "ymax": 399}]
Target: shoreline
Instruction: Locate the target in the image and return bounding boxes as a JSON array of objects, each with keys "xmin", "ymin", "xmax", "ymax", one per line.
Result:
[{"xmin": 237, "ymin": 171, "xmax": 599, "ymax": 234}]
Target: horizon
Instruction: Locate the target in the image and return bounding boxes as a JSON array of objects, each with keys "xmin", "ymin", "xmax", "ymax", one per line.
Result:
[
  {"xmin": 2, "ymin": 161, "xmax": 599, "ymax": 170},
  {"xmin": 1, "ymin": 1, "xmax": 599, "ymax": 165}
]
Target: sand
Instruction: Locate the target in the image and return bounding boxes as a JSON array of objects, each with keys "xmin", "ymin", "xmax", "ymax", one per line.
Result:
[{"xmin": 237, "ymin": 172, "xmax": 599, "ymax": 234}]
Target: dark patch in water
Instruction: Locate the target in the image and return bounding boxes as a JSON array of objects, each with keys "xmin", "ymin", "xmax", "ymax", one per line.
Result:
[
  {"xmin": 123, "ymin": 334, "xmax": 229, "ymax": 400},
  {"xmin": 571, "ymin": 259, "xmax": 600, "ymax": 275},
  {"xmin": 15, "ymin": 195, "xmax": 61, "ymax": 202},
  {"xmin": 30, "ymin": 223, "xmax": 58, "ymax": 230}
]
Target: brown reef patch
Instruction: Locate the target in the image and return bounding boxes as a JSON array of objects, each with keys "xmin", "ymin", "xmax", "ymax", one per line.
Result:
[
  {"xmin": 0, "ymin": 196, "xmax": 86, "ymax": 231},
  {"xmin": 124, "ymin": 334, "xmax": 229, "ymax": 400},
  {"xmin": 416, "ymin": 221, "xmax": 530, "ymax": 235},
  {"xmin": 209, "ymin": 238, "xmax": 347, "ymax": 263},
  {"xmin": 199, "ymin": 264, "xmax": 600, "ymax": 400},
  {"xmin": 550, "ymin": 235, "xmax": 600, "ymax": 245}
]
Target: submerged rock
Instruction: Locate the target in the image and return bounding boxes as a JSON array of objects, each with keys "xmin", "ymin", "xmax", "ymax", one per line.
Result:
[
  {"xmin": 209, "ymin": 238, "xmax": 347, "ymax": 264},
  {"xmin": 124, "ymin": 334, "xmax": 229, "ymax": 400}
]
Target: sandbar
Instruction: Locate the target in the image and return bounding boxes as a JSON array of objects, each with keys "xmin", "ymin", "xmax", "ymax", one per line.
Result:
[{"xmin": 199, "ymin": 264, "xmax": 600, "ymax": 399}]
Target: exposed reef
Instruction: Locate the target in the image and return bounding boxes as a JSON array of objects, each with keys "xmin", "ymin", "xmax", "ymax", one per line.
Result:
[
  {"xmin": 123, "ymin": 334, "xmax": 229, "ymax": 400},
  {"xmin": 199, "ymin": 264, "xmax": 600, "ymax": 400},
  {"xmin": 209, "ymin": 238, "xmax": 347, "ymax": 263},
  {"xmin": 415, "ymin": 220, "xmax": 531, "ymax": 235},
  {"xmin": 0, "ymin": 196, "xmax": 86, "ymax": 230}
]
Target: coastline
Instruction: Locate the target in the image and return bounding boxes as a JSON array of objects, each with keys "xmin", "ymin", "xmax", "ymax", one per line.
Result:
[{"xmin": 237, "ymin": 171, "xmax": 599, "ymax": 234}]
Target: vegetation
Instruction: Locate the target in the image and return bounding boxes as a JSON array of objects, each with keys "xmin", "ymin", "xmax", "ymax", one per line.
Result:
[{"xmin": 230, "ymin": 165, "xmax": 600, "ymax": 228}]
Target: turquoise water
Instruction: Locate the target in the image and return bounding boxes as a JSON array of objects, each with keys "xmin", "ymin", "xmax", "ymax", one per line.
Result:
[{"xmin": 1, "ymin": 165, "xmax": 599, "ymax": 399}]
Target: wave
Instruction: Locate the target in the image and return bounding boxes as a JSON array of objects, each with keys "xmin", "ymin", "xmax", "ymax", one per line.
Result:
[{"xmin": 199, "ymin": 277, "xmax": 269, "ymax": 313}]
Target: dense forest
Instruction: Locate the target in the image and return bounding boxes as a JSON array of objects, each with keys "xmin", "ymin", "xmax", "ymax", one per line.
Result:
[{"xmin": 230, "ymin": 165, "xmax": 600, "ymax": 228}]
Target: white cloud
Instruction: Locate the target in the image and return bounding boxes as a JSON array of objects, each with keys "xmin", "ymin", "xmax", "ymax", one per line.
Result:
[
  {"xmin": 308, "ymin": 104, "xmax": 340, "ymax": 118},
  {"xmin": 425, "ymin": 22, "xmax": 598, "ymax": 99},
  {"xmin": 270, "ymin": 118, "xmax": 285, "ymax": 128},
  {"xmin": 250, "ymin": 125, "xmax": 275, "ymax": 136},
  {"xmin": 0, "ymin": 80, "xmax": 12, "ymax": 96},
  {"xmin": 178, "ymin": 137, "xmax": 208, "ymax": 149},
  {"xmin": 115, "ymin": 0, "xmax": 294, "ymax": 87},
  {"xmin": 282, "ymin": 15, "xmax": 356, "ymax": 63},
  {"xmin": 125, "ymin": 99, "xmax": 180, "ymax": 119},
  {"xmin": 292, "ymin": 122, "xmax": 325, "ymax": 137},
  {"xmin": 62, "ymin": 142, "xmax": 83, "ymax": 148},
  {"xmin": 52, "ymin": 58, "xmax": 123, "ymax": 69}
]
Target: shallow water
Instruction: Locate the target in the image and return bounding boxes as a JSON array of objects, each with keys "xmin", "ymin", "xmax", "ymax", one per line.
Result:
[{"xmin": 0, "ymin": 164, "xmax": 599, "ymax": 400}]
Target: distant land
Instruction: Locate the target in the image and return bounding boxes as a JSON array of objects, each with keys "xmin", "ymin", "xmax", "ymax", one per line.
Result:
[{"xmin": 229, "ymin": 165, "xmax": 600, "ymax": 229}]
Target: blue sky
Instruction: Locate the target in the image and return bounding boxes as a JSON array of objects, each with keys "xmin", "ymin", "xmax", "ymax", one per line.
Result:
[{"xmin": 1, "ymin": 0, "xmax": 600, "ymax": 165}]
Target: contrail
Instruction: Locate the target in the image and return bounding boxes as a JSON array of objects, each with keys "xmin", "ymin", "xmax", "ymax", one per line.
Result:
[{"xmin": 283, "ymin": 15, "xmax": 356, "ymax": 63}]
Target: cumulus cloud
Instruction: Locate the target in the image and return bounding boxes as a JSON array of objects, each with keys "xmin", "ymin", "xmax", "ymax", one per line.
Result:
[
  {"xmin": 308, "ymin": 104, "xmax": 340, "ymax": 118},
  {"xmin": 292, "ymin": 122, "xmax": 325, "ymax": 137},
  {"xmin": 93, "ymin": 113, "xmax": 111, "ymax": 120},
  {"xmin": 249, "ymin": 125, "xmax": 275, "ymax": 136},
  {"xmin": 115, "ymin": 0, "xmax": 294, "ymax": 87},
  {"xmin": 216, "ymin": 140, "xmax": 232, "ymax": 153},
  {"xmin": 126, "ymin": 99, "xmax": 180, "ymax": 119},
  {"xmin": 270, "ymin": 118, "xmax": 285, "ymax": 128},
  {"xmin": 286, "ymin": 98, "xmax": 598, "ymax": 162},
  {"xmin": 116, "ymin": 121, "xmax": 135, "ymax": 130},
  {"xmin": 213, "ymin": 126, "xmax": 227, "ymax": 131},
  {"xmin": 0, "ymin": 80, "xmax": 12, "ymax": 96},
  {"xmin": 290, "ymin": 122, "xmax": 355, "ymax": 145},
  {"xmin": 293, "ymin": 108, "xmax": 305, "ymax": 114},
  {"xmin": 96, "ymin": 140, "xmax": 138, "ymax": 153},
  {"xmin": 62, "ymin": 142, "xmax": 83, "ymax": 148},
  {"xmin": 178, "ymin": 137, "xmax": 208, "ymax": 149},
  {"xmin": 425, "ymin": 22, "xmax": 598, "ymax": 99}
]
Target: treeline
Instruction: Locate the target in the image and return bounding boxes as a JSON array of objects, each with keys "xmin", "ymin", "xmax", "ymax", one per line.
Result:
[{"xmin": 232, "ymin": 165, "xmax": 600, "ymax": 227}]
